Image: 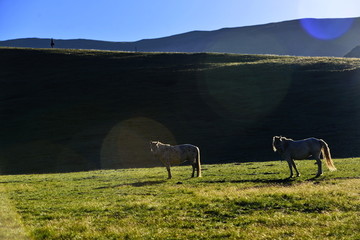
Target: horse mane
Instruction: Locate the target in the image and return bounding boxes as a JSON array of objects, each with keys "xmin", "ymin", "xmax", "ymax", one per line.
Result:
[
  {"xmin": 279, "ymin": 136, "xmax": 293, "ymax": 141},
  {"xmin": 151, "ymin": 141, "xmax": 171, "ymax": 147}
]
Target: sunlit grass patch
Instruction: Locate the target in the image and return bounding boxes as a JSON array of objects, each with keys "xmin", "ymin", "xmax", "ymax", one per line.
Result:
[
  {"xmin": 0, "ymin": 158, "xmax": 359, "ymax": 239},
  {"xmin": 0, "ymin": 186, "xmax": 29, "ymax": 240}
]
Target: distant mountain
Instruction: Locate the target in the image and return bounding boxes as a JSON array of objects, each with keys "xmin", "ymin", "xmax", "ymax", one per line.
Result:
[
  {"xmin": 344, "ymin": 45, "xmax": 360, "ymax": 57},
  {"xmin": 2, "ymin": 18, "xmax": 360, "ymax": 57}
]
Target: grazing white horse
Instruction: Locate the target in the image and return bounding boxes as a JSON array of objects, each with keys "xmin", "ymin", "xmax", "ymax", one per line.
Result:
[
  {"xmin": 150, "ymin": 141, "xmax": 202, "ymax": 179},
  {"xmin": 272, "ymin": 136, "xmax": 336, "ymax": 178}
]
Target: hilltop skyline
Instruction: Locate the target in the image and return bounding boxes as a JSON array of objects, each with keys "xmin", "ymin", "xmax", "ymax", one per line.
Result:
[{"xmin": 1, "ymin": 0, "xmax": 360, "ymax": 42}]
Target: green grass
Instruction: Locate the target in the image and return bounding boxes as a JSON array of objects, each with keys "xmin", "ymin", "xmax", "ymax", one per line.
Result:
[
  {"xmin": 1, "ymin": 158, "xmax": 359, "ymax": 239},
  {"xmin": 0, "ymin": 186, "xmax": 28, "ymax": 239}
]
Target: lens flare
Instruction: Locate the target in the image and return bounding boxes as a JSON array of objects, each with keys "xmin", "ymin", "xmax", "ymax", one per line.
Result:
[
  {"xmin": 198, "ymin": 64, "xmax": 292, "ymax": 126},
  {"xmin": 300, "ymin": 18, "xmax": 354, "ymax": 40},
  {"xmin": 100, "ymin": 117, "xmax": 176, "ymax": 169}
]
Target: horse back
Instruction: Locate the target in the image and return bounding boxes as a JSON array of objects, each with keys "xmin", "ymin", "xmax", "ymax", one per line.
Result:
[
  {"xmin": 288, "ymin": 138, "xmax": 322, "ymax": 159},
  {"xmin": 176, "ymin": 144, "xmax": 199, "ymax": 158},
  {"xmin": 160, "ymin": 144, "xmax": 198, "ymax": 165}
]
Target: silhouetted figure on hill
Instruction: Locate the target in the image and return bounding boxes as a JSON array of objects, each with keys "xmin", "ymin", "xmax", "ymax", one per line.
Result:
[{"xmin": 50, "ymin": 38, "xmax": 55, "ymax": 48}]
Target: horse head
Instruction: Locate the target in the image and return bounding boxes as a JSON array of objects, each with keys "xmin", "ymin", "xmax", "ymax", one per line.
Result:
[
  {"xmin": 272, "ymin": 136, "xmax": 292, "ymax": 154},
  {"xmin": 149, "ymin": 141, "xmax": 160, "ymax": 153},
  {"xmin": 272, "ymin": 136, "xmax": 284, "ymax": 153}
]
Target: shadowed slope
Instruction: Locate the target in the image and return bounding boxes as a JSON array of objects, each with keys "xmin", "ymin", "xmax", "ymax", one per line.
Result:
[{"xmin": 1, "ymin": 48, "xmax": 360, "ymax": 174}]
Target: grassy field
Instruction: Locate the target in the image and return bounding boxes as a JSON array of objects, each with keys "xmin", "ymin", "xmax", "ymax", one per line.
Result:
[{"xmin": 1, "ymin": 158, "xmax": 359, "ymax": 239}]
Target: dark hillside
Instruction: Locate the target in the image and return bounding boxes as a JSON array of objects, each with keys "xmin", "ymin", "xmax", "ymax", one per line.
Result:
[{"xmin": 1, "ymin": 48, "xmax": 360, "ymax": 174}]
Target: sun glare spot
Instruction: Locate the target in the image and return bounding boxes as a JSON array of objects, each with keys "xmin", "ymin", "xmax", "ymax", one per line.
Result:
[
  {"xmin": 300, "ymin": 18, "xmax": 354, "ymax": 40},
  {"xmin": 198, "ymin": 65, "xmax": 292, "ymax": 126},
  {"xmin": 100, "ymin": 117, "xmax": 176, "ymax": 169}
]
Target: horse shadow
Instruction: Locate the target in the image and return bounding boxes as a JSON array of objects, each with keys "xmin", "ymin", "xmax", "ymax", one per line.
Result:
[
  {"xmin": 203, "ymin": 177, "xmax": 296, "ymax": 186},
  {"xmin": 94, "ymin": 180, "xmax": 166, "ymax": 190},
  {"xmin": 130, "ymin": 180, "xmax": 167, "ymax": 187}
]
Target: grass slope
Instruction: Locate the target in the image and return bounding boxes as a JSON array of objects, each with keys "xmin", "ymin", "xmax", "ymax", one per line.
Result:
[
  {"xmin": 0, "ymin": 159, "xmax": 359, "ymax": 239},
  {"xmin": 2, "ymin": 47, "xmax": 360, "ymax": 174}
]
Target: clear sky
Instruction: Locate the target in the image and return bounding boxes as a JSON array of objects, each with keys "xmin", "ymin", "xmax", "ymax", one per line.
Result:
[{"xmin": 1, "ymin": 0, "xmax": 360, "ymax": 41}]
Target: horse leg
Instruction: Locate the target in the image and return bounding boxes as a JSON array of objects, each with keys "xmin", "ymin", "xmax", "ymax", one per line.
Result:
[
  {"xmin": 191, "ymin": 163, "xmax": 196, "ymax": 178},
  {"xmin": 291, "ymin": 159, "xmax": 300, "ymax": 177},
  {"xmin": 314, "ymin": 157, "xmax": 322, "ymax": 178},
  {"xmin": 191, "ymin": 156, "xmax": 198, "ymax": 178},
  {"xmin": 286, "ymin": 159, "xmax": 294, "ymax": 178},
  {"xmin": 160, "ymin": 157, "xmax": 172, "ymax": 179},
  {"xmin": 165, "ymin": 162, "xmax": 172, "ymax": 179}
]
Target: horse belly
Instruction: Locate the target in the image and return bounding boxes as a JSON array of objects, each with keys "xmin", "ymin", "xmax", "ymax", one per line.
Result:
[
  {"xmin": 167, "ymin": 151, "xmax": 182, "ymax": 165},
  {"xmin": 169, "ymin": 157, "xmax": 182, "ymax": 165},
  {"xmin": 292, "ymin": 154, "xmax": 311, "ymax": 160},
  {"xmin": 289, "ymin": 146, "xmax": 312, "ymax": 160},
  {"xmin": 291, "ymin": 150, "xmax": 312, "ymax": 160}
]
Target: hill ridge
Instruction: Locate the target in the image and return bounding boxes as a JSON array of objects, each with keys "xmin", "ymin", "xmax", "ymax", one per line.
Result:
[{"xmin": 1, "ymin": 17, "xmax": 360, "ymax": 57}]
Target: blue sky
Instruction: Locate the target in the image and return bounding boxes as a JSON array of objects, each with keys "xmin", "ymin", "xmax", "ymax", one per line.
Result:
[{"xmin": 1, "ymin": 0, "xmax": 360, "ymax": 41}]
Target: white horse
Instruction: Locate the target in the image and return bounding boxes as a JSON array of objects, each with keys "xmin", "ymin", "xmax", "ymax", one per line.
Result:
[
  {"xmin": 272, "ymin": 136, "xmax": 336, "ymax": 178},
  {"xmin": 150, "ymin": 141, "xmax": 202, "ymax": 179}
]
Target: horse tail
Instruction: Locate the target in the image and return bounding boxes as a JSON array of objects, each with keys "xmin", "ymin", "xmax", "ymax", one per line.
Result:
[
  {"xmin": 320, "ymin": 139, "xmax": 337, "ymax": 171},
  {"xmin": 196, "ymin": 146, "xmax": 202, "ymax": 177}
]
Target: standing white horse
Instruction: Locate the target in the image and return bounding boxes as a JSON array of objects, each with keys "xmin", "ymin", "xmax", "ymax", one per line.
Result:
[
  {"xmin": 272, "ymin": 136, "xmax": 336, "ymax": 178},
  {"xmin": 150, "ymin": 141, "xmax": 202, "ymax": 179}
]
